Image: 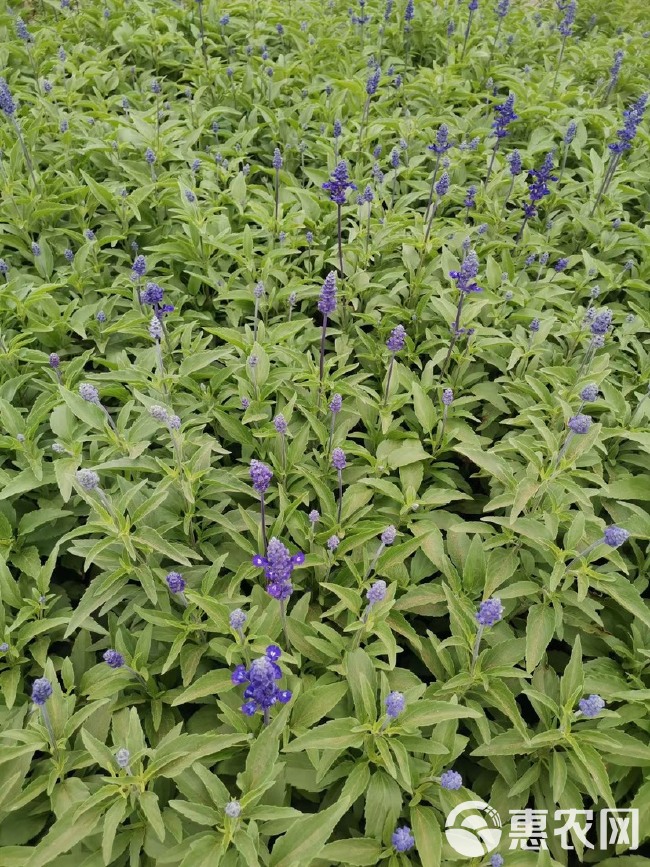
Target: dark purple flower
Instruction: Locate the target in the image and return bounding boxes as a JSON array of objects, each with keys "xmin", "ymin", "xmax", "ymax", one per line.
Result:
[
  {"xmin": 366, "ymin": 67, "xmax": 380, "ymax": 96},
  {"xmin": 166, "ymin": 571, "xmax": 186, "ymax": 594},
  {"xmin": 318, "ymin": 271, "xmax": 337, "ymax": 314},
  {"xmin": 590, "ymin": 308, "xmax": 613, "ymax": 336},
  {"xmin": 232, "ymin": 648, "xmax": 291, "ymax": 718},
  {"xmin": 564, "ymin": 121, "xmax": 577, "ymax": 145},
  {"xmin": 322, "ymin": 160, "xmax": 357, "ymax": 205},
  {"xmin": 435, "ymin": 171, "xmax": 450, "ymax": 197},
  {"xmin": 492, "ymin": 92, "xmax": 518, "ymax": 139},
  {"xmin": 252, "ymin": 537, "xmax": 304, "ymax": 600},
  {"xmin": 103, "ymin": 649, "xmax": 125, "ymax": 669},
  {"xmin": 508, "ymin": 150, "xmax": 522, "ymax": 176},
  {"xmin": 428, "ymin": 124, "xmax": 451, "ymax": 155},
  {"xmin": 464, "ymin": 185, "xmax": 477, "ymax": 209},
  {"xmin": 450, "ymin": 250, "xmax": 482, "ymax": 294}
]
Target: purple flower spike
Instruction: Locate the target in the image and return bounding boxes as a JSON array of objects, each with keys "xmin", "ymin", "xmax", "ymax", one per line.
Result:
[
  {"xmin": 232, "ymin": 649, "xmax": 291, "ymax": 722},
  {"xmin": 252, "ymin": 537, "xmax": 303, "ymax": 601},
  {"xmin": 331, "ymin": 448, "xmax": 347, "ymax": 470},
  {"xmin": 166, "ymin": 571, "xmax": 186, "ymax": 594},
  {"xmin": 579, "ymin": 383, "xmax": 598, "ymax": 402},
  {"xmin": 567, "ymin": 414, "xmax": 592, "ymax": 434},
  {"xmin": 385, "ymin": 691, "xmax": 405, "ymax": 718},
  {"xmin": 31, "ymin": 677, "xmax": 53, "ymax": 705},
  {"xmin": 476, "ymin": 598, "xmax": 503, "ymax": 627},
  {"xmin": 250, "ymin": 460, "xmax": 272, "ymax": 494},
  {"xmin": 322, "ymin": 160, "xmax": 357, "ymax": 205},
  {"xmin": 318, "ymin": 272, "xmax": 337, "ymax": 315},
  {"xmin": 603, "ymin": 526, "xmax": 629, "ymax": 548},
  {"xmin": 386, "ymin": 324, "xmax": 406, "ymax": 352},
  {"xmin": 103, "ymin": 649, "xmax": 125, "ymax": 669}
]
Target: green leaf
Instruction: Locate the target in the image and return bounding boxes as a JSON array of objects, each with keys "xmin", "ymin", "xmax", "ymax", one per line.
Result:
[
  {"xmin": 525, "ymin": 604, "xmax": 555, "ymax": 673},
  {"xmin": 284, "ymin": 718, "xmax": 364, "ymax": 752},
  {"xmin": 400, "ymin": 700, "xmax": 481, "ymax": 728},
  {"xmin": 410, "ymin": 805, "xmax": 442, "ymax": 867},
  {"xmin": 269, "ymin": 799, "xmax": 352, "ymax": 867},
  {"xmin": 346, "ymin": 649, "xmax": 377, "ymax": 724},
  {"xmin": 319, "ymin": 839, "xmax": 384, "ymax": 865},
  {"xmin": 170, "ymin": 670, "xmax": 233, "ymax": 705}
]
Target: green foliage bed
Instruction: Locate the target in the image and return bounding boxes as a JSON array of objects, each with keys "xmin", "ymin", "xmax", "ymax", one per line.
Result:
[{"xmin": 0, "ymin": 0, "xmax": 649, "ymax": 864}]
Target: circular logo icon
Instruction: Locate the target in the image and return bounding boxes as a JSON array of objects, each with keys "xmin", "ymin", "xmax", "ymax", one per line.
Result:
[{"xmin": 445, "ymin": 800, "xmax": 502, "ymax": 858}]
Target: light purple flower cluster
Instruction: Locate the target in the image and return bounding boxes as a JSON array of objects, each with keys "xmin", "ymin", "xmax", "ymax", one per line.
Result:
[
  {"xmin": 392, "ymin": 826, "xmax": 415, "ymax": 852},
  {"xmin": 441, "ymin": 769, "xmax": 463, "ymax": 790},
  {"xmin": 31, "ymin": 677, "xmax": 53, "ymax": 705},
  {"xmin": 578, "ymin": 694, "xmax": 605, "ymax": 718},
  {"xmin": 567, "ymin": 413, "xmax": 592, "ymax": 434},
  {"xmin": 603, "ymin": 525, "xmax": 629, "ymax": 548},
  {"xmin": 252, "ymin": 537, "xmax": 304, "ymax": 600},
  {"xmin": 385, "ymin": 690, "xmax": 405, "ymax": 718},
  {"xmin": 386, "ymin": 324, "xmax": 406, "ymax": 352},
  {"xmin": 250, "ymin": 459, "xmax": 272, "ymax": 493},
  {"xmin": 476, "ymin": 597, "xmax": 503, "ymax": 627}
]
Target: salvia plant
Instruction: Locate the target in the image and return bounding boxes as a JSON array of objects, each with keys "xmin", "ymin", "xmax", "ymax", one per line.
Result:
[{"xmin": 0, "ymin": 0, "xmax": 649, "ymax": 865}]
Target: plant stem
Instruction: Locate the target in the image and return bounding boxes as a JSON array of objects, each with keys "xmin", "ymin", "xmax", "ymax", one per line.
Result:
[
  {"xmin": 485, "ymin": 141, "xmax": 498, "ymax": 185},
  {"xmin": 260, "ymin": 494, "xmax": 267, "ymax": 553},
  {"xmin": 12, "ymin": 118, "xmax": 36, "ymax": 187},
  {"xmin": 319, "ymin": 314, "xmax": 328, "ymax": 384},
  {"xmin": 337, "ymin": 469, "xmax": 343, "ymax": 524},
  {"xmin": 424, "ymin": 153, "xmax": 441, "ymax": 224},
  {"xmin": 470, "ymin": 625, "xmax": 484, "ymax": 673},
  {"xmin": 502, "ymin": 176, "xmax": 515, "ymax": 216},
  {"xmin": 383, "ymin": 353, "xmax": 395, "ymax": 404},
  {"xmin": 337, "ymin": 204, "xmax": 344, "ymax": 276},
  {"xmin": 461, "ymin": 9, "xmax": 474, "ymax": 60},
  {"xmin": 551, "ymin": 35, "xmax": 567, "ymax": 97}
]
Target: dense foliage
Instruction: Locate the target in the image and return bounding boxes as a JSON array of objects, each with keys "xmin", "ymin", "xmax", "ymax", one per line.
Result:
[{"xmin": 1, "ymin": 0, "xmax": 649, "ymax": 864}]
